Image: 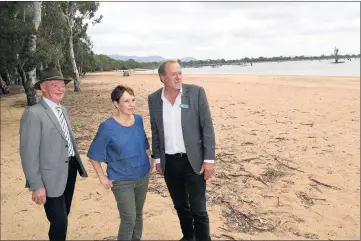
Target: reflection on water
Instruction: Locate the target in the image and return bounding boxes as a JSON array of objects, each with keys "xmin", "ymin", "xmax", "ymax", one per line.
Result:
[{"xmin": 138, "ymin": 59, "xmax": 360, "ymax": 77}]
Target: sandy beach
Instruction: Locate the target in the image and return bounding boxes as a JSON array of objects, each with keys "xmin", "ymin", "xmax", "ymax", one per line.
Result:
[{"xmin": 1, "ymin": 72, "xmax": 360, "ymax": 240}]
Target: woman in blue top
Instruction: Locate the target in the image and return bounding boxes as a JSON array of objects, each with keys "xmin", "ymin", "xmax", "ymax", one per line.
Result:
[{"xmin": 87, "ymin": 85, "xmax": 154, "ymax": 241}]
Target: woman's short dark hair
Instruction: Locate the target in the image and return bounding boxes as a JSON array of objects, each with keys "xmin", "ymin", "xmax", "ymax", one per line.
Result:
[{"xmin": 111, "ymin": 85, "xmax": 134, "ymax": 103}]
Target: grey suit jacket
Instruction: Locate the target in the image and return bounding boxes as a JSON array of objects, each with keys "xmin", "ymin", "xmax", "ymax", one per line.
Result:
[
  {"xmin": 148, "ymin": 84, "xmax": 215, "ymax": 174},
  {"xmin": 19, "ymin": 99, "xmax": 87, "ymax": 197}
]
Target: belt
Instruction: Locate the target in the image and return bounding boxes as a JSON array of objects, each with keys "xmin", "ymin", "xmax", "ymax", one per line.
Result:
[
  {"xmin": 67, "ymin": 156, "xmax": 76, "ymax": 163},
  {"xmin": 166, "ymin": 153, "xmax": 187, "ymax": 158}
]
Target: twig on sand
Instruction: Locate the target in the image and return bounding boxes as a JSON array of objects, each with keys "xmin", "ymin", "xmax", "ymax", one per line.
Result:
[
  {"xmin": 240, "ymin": 157, "xmax": 259, "ymax": 162},
  {"xmin": 274, "ymin": 157, "xmax": 304, "ymax": 173},
  {"xmin": 218, "ymin": 227, "xmax": 231, "ymax": 232},
  {"xmin": 310, "ymin": 184, "xmax": 323, "ymax": 193},
  {"xmin": 241, "ymin": 142, "xmax": 255, "ymax": 146},
  {"xmin": 309, "ymin": 178, "xmax": 341, "ymax": 190},
  {"xmin": 300, "ymin": 121, "xmax": 314, "ymax": 127},
  {"xmin": 245, "ymin": 170, "xmax": 268, "ymax": 186},
  {"xmin": 220, "ymin": 234, "xmax": 236, "ymax": 240},
  {"xmin": 228, "ymin": 173, "xmax": 253, "ymax": 178},
  {"xmin": 103, "ymin": 236, "xmax": 117, "ymax": 240},
  {"xmin": 310, "ymin": 197, "xmax": 326, "ymax": 201},
  {"xmin": 276, "ymin": 120, "xmax": 292, "ymax": 124},
  {"xmin": 255, "ymin": 176, "xmax": 268, "ymax": 186}
]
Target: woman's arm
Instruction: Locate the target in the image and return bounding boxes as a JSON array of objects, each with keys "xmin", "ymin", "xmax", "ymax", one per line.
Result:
[
  {"xmin": 146, "ymin": 149, "xmax": 155, "ymax": 173},
  {"xmin": 146, "ymin": 148, "xmax": 151, "ymax": 157},
  {"xmin": 89, "ymin": 159, "xmax": 113, "ymax": 189}
]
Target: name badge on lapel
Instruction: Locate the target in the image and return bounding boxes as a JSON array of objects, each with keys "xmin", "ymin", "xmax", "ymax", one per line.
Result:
[{"xmin": 179, "ymin": 104, "xmax": 189, "ymax": 109}]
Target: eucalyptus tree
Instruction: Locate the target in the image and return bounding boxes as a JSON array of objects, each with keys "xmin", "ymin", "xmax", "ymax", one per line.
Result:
[
  {"xmin": 60, "ymin": 1, "xmax": 102, "ymax": 92},
  {"xmin": 22, "ymin": 1, "xmax": 42, "ymax": 105},
  {"xmin": 0, "ymin": 1, "xmax": 41, "ymax": 104}
]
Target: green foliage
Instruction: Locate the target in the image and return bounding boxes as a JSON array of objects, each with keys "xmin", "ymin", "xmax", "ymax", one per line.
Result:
[
  {"xmin": 36, "ymin": 2, "xmax": 67, "ymax": 68},
  {"xmin": 0, "ymin": 2, "xmax": 33, "ymax": 72}
]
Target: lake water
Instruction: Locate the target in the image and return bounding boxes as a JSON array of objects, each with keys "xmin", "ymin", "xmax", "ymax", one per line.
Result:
[{"xmin": 138, "ymin": 59, "xmax": 360, "ymax": 77}]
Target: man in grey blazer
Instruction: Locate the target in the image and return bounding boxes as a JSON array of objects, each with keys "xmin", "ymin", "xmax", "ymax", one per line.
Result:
[
  {"xmin": 19, "ymin": 67, "xmax": 87, "ymax": 241},
  {"xmin": 148, "ymin": 60, "xmax": 216, "ymax": 241}
]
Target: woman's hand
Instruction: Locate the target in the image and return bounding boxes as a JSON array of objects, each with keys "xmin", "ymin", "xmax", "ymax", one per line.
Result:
[
  {"xmin": 149, "ymin": 158, "xmax": 155, "ymax": 174},
  {"xmin": 99, "ymin": 175, "xmax": 113, "ymax": 189}
]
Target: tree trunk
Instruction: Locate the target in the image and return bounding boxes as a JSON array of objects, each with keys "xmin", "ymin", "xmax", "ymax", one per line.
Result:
[
  {"xmin": 18, "ymin": 64, "xmax": 27, "ymax": 86},
  {"xmin": 79, "ymin": 66, "xmax": 83, "ymax": 78},
  {"xmin": 68, "ymin": 27, "xmax": 81, "ymax": 92},
  {"xmin": 56, "ymin": 59, "xmax": 62, "ymax": 75},
  {"xmin": 21, "ymin": 65, "xmax": 37, "ymax": 105},
  {"xmin": 0, "ymin": 75, "xmax": 10, "ymax": 95},
  {"xmin": 13, "ymin": 67, "xmax": 21, "ymax": 85},
  {"xmin": 23, "ymin": 1, "xmax": 42, "ymax": 106},
  {"xmin": 5, "ymin": 69, "xmax": 11, "ymax": 85}
]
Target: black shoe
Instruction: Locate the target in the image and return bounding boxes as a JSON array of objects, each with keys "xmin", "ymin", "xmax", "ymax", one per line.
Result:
[{"xmin": 179, "ymin": 237, "xmax": 195, "ymax": 241}]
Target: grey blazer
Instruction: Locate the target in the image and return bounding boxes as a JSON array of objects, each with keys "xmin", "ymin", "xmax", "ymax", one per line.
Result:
[
  {"xmin": 148, "ymin": 84, "xmax": 215, "ymax": 174},
  {"xmin": 19, "ymin": 99, "xmax": 87, "ymax": 197}
]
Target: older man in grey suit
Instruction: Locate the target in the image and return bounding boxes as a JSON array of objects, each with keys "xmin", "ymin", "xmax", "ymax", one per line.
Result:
[
  {"xmin": 19, "ymin": 67, "xmax": 87, "ymax": 241},
  {"xmin": 148, "ymin": 60, "xmax": 216, "ymax": 241}
]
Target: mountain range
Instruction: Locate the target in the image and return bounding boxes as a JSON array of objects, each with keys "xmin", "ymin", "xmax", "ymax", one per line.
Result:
[{"xmin": 108, "ymin": 55, "xmax": 197, "ymax": 63}]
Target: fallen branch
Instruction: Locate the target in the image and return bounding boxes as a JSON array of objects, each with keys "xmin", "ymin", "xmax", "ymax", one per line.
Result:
[{"xmin": 309, "ymin": 178, "xmax": 341, "ymax": 190}]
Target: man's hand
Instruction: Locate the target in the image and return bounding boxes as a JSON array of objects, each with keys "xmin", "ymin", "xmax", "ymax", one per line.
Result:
[
  {"xmin": 32, "ymin": 187, "xmax": 46, "ymax": 205},
  {"xmin": 99, "ymin": 175, "xmax": 113, "ymax": 189},
  {"xmin": 155, "ymin": 163, "xmax": 163, "ymax": 175},
  {"xmin": 200, "ymin": 163, "xmax": 215, "ymax": 181}
]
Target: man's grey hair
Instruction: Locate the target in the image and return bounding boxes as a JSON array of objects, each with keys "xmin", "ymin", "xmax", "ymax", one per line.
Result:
[{"xmin": 158, "ymin": 60, "xmax": 179, "ymax": 76}]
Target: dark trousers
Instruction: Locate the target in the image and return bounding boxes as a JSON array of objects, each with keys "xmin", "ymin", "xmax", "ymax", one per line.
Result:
[
  {"xmin": 43, "ymin": 157, "xmax": 78, "ymax": 241},
  {"xmin": 164, "ymin": 154, "xmax": 211, "ymax": 241}
]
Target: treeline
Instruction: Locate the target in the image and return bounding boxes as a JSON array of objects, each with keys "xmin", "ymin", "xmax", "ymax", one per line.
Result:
[
  {"xmin": 0, "ymin": 1, "xmax": 101, "ymax": 105},
  {"xmin": 90, "ymin": 55, "xmax": 160, "ymax": 72}
]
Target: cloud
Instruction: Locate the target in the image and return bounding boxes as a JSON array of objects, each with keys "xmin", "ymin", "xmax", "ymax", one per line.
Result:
[{"xmin": 87, "ymin": 2, "xmax": 360, "ymax": 59}]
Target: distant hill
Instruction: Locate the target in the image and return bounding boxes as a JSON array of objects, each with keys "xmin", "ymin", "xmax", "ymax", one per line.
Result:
[
  {"xmin": 108, "ymin": 55, "xmax": 197, "ymax": 63},
  {"xmin": 179, "ymin": 57, "xmax": 197, "ymax": 62},
  {"xmin": 109, "ymin": 55, "xmax": 164, "ymax": 63}
]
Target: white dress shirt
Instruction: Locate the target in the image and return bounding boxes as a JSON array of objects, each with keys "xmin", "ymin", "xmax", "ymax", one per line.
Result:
[
  {"xmin": 154, "ymin": 87, "xmax": 214, "ymax": 164},
  {"xmin": 43, "ymin": 97, "xmax": 74, "ymax": 157},
  {"xmin": 162, "ymin": 87, "xmax": 186, "ymax": 155},
  {"xmin": 43, "ymin": 97, "xmax": 63, "ymax": 125}
]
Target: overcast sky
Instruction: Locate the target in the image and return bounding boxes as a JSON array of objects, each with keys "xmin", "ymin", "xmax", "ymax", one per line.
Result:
[{"xmin": 87, "ymin": 1, "xmax": 360, "ymax": 60}]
